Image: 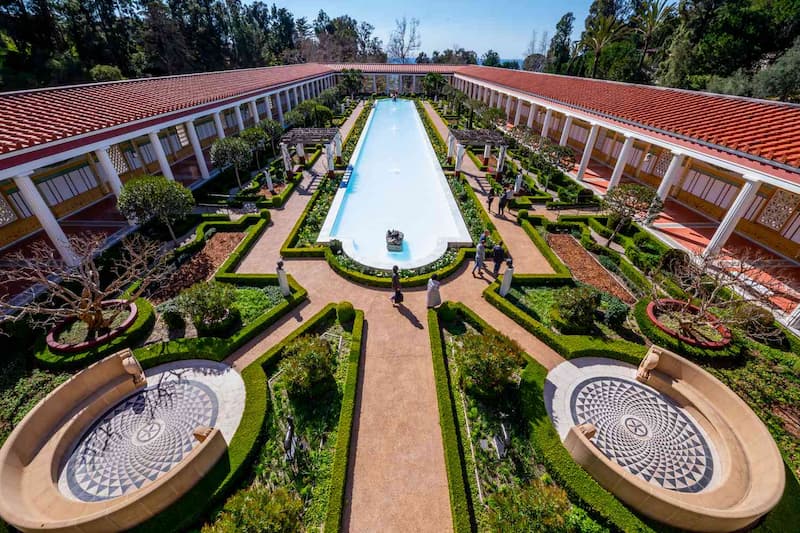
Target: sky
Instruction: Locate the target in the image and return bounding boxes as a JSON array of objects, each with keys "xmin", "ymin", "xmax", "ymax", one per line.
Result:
[{"xmin": 271, "ymin": 0, "xmax": 591, "ymax": 59}]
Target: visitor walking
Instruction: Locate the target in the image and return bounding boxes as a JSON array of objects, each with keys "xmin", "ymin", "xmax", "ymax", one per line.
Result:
[
  {"xmin": 479, "ymin": 229, "xmax": 490, "ymax": 244},
  {"xmin": 390, "ymin": 265, "xmax": 403, "ymax": 305},
  {"xmin": 472, "ymin": 241, "xmax": 486, "ymax": 277},
  {"xmin": 492, "ymin": 242, "xmax": 506, "ymax": 277},
  {"xmin": 427, "ymin": 273, "xmax": 442, "ymax": 308},
  {"xmin": 498, "ymin": 187, "xmax": 508, "ymax": 216},
  {"xmin": 486, "ymin": 188, "xmax": 495, "ymax": 213}
]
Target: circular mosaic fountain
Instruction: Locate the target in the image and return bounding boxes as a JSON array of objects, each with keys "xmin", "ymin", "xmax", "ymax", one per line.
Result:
[
  {"xmin": 546, "ymin": 357, "xmax": 718, "ymax": 494},
  {"xmin": 570, "ymin": 376, "xmax": 714, "ymax": 493},
  {"xmin": 57, "ymin": 361, "xmax": 245, "ymax": 502}
]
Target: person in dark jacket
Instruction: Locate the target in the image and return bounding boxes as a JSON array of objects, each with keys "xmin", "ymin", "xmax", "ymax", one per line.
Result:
[
  {"xmin": 497, "ymin": 187, "xmax": 508, "ymax": 216},
  {"xmin": 486, "ymin": 188, "xmax": 495, "ymax": 214},
  {"xmin": 390, "ymin": 265, "xmax": 403, "ymax": 305},
  {"xmin": 492, "ymin": 242, "xmax": 505, "ymax": 277}
]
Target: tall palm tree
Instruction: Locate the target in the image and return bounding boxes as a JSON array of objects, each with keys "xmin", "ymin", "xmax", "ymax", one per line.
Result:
[
  {"xmin": 582, "ymin": 15, "xmax": 629, "ymax": 79},
  {"xmin": 636, "ymin": 0, "xmax": 677, "ymax": 71}
]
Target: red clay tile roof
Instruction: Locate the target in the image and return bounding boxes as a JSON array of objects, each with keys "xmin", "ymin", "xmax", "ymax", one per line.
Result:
[
  {"xmin": 457, "ymin": 65, "xmax": 800, "ymax": 175},
  {"xmin": 0, "ymin": 63, "xmax": 332, "ymax": 159},
  {"xmin": 328, "ymin": 63, "xmax": 460, "ymax": 74}
]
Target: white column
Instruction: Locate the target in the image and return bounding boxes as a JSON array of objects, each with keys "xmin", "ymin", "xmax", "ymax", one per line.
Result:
[
  {"xmin": 703, "ymin": 179, "xmax": 758, "ymax": 257},
  {"xmin": 265, "ymin": 95, "xmax": 274, "ymax": 121},
  {"xmin": 334, "ymin": 132, "xmax": 342, "ymax": 157},
  {"xmin": 504, "ymin": 95, "xmax": 513, "ymax": 120},
  {"xmin": 540, "ymin": 108, "xmax": 553, "ymax": 138},
  {"xmin": 526, "ymin": 102, "xmax": 537, "ymax": 128},
  {"xmin": 280, "ymin": 143, "xmax": 292, "ymax": 171},
  {"xmin": 446, "ymin": 133, "xmax": 454, "ymax": 158},
  {"xmin": 249, "ymin": 100, "xmax": 260, "ymax": 124},
  {"xmin": 513, "ymin": 99, "xmax": 522, "ymax": 126},
  {"xmin": 559, "ymin": 116, "xmax": 573, "ymax": 146},
  {"xmin": 234, "ymin": 106, "xmax": 245, "ymax": 132},
  {"xmin": 276, "ymin": 93, "xmax": 285, "ymax": 124},
  {"xmin": 497, "ymin": 145, "xmax": 507, "ymax": 172},
  {"xmin": 372, "ymin": 74, "xmax": 377, "ymax": 93},
  {"xmin": 94, "ymin": 147, "xmax": 123, "ymax": 197},
  {"xmin": 483, "ymin": 144, "xmax": 491, "ymax": 161},
  {"xmin": 148, "ymin": 131, "xmax": 175, "ymax": 181},
  {"xmin": 608, "ymin": 135, "xmax": 634, "ymax": 190},
  {"xmin": 184, "ymin": 120, "xmax": 210, "ymax": 180},
  {"xmin": 15, "ymin": 173, "xmax": 78, "ymax": 266},
  {"xmin": 326, "ymin": 142, "xmax": 334, "ymax": 172},
  {"xmin": 656, "ymin": 153, "xmax": 686, "ymax": 200},
  {"xmin": 455, "ymin": 144, "xmax": 466, "ymax": 172},
  {"xmin": 213, "ymin": 112, "xmax": 226, "ymax": 139},
  {"xmin": 576, "ymin": 123, "xmax": 600, "ymax": 180},
  {"xmin": 296, "ymin": 143, "xmax": 305, "ymax": 161}
]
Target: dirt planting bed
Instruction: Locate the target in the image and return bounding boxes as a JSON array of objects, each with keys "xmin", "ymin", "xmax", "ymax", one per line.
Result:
[
  {"xmin": 151, "ymin": 231, "xmax": 245, "ymax": 303},
  {"xmin": 547, "ymin": 234, "xmax": 635, "ymax": 304}
]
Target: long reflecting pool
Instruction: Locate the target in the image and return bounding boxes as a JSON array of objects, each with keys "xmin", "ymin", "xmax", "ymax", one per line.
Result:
[{"xmin": 317, "ymin": 99, "xmax": 471, "ymax": 269}]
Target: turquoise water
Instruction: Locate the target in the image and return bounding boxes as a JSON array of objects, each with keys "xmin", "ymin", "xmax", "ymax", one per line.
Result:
[{"xmin": 318, "ymin": 99, "xmax": 471, "ymax": 269}]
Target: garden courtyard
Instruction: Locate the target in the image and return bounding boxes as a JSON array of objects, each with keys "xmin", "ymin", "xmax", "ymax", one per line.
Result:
[{"xmin": 1, "ymin": 85, "xmax": 799, "ymax": 533}]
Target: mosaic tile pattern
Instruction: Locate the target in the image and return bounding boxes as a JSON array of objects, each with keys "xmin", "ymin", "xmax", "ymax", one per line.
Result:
[
  {"xmin": 62, "ymin": 379, "xmax": 218, "ymax": 502},
  {"xmin": 570, "ymin": 376, "xmax": 714, "ymax": 493}
]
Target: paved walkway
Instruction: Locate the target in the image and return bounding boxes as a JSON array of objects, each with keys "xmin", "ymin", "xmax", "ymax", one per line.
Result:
[{"xmin": 225, "ymin": 100, "xmax": 564, "ymax": 532}]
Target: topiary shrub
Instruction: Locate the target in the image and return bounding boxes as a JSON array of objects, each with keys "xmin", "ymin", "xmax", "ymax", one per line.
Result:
[
  {"xmin": 602, "ymin": 294, "xmax": 629, "ymax": 329},
  {"xmin": 156, "ymin": 300, "xmax": 185, "ymax": 330},
  {"xmin": 438, "ymin": 302, "xmax": 458, "ymax": 323},
  {"xmin": 336, "ymin": 301, "xmax": 355, "ymax": 325},
  {"xmin": 552, "ymin": 286, "xmax": 600, "ymax": 334},
  {"xmin": 279, "ymin": 335, "xmax": 335, "ymax": 400},
  {"xmin": 455, "ymin": 330, "xmax": 525, "ymax": 399},
  {"xmin": 178, "ymin": 281, "xmax": 237, "ymax": 337}
]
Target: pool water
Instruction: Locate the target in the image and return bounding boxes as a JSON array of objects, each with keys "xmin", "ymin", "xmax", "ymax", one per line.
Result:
[{"xmin": 317, "ymin": 99, "xmax": 472, "ymax": 269}]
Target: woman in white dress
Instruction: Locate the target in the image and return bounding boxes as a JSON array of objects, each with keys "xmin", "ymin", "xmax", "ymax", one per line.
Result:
[{"xmin": 426, "ymin": 273, "xmax": 442, "ymax": 308}]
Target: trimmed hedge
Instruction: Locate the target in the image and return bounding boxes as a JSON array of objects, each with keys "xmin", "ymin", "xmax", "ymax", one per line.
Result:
[
  {"xmin": 280, "ymin": 175, "xmax": 336, "ymax": 258},
  {"xmin": 34, "ymin": 298, "xmax": 156, "ymax": 370},
  {"xmin": 324, "ymin": 309, "xmax": 365, "ymax": 531},
  {"xmin": 519, "ymin": 363, "xmax": 654, "ymax": 532},
  {"xmin": 415, "ymin": 99, "xmax": 450, "ymax": 165},
  {"xmin": 517, "ymin": 215, "xmax": 570, "ymax": 276},
  {"xmin": 136, "ymin": 302, "xmax": 363, "ymax": 532},
  {"xmin": 633, "ymin": 298, "xmax": 745, "ymax": 360},
  {"xmin": 338, "ymin": 101, "xmax": 372, "ymax": 166},
  {"xmin": 428, "ymin": 306, "xmax": 474, "ymax": 533},
  {"xmin": 435, "ymin": 302, "xmax": 652, "ymax": 532},
  {"xmin": 134, "ymin": 274, "xmax": 307, "ymax": 367},
  {"xmin": 483, "ymin": 282, "xmax": 647, "ymax": 366},
  {"xmin": 326, "ymin": 247, "xmax": 472, "ymax": 288}
]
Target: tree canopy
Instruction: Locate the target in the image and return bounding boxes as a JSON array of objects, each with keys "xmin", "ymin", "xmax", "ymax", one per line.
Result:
[
  {"xmin": 117, "ymin": 175, "xmax": 195, "ymax": 242},
  {"xmin": 0, "ymin": 2, "xmax": 387, "ymax": 90},
  {"xmin": 544, "ymin": 0, "xmax": 800, "ymax": 101}
]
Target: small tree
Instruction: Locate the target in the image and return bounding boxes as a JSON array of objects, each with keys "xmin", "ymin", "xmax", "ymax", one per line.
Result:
[
  {"xmin": 317, "ymin": 87, "xmax": 339, "ymax": 110},
  {"xmin": 338, "ymin": 68, "xmax": 363, "ymax": 98},
  {"xmin": 653, "ymin": 250, "xmax": 790, "ymax": 343},
  {"xmin": 602, "ymin": 183, "xmax": 661, "ymax": 245},
  {"xmin": 240, "ymin": 127, "xmax": 268, "ymax": 171},
  {"xmin": 278, "ymin": 334, "xmax": 335, "ymax": 399},
  {"xmin": 0, "ymin": 233, "xmax": 168, "ymax": 337},
  {"xmin": 210, "ymin": 137, "xmax": 252, "ymax": 188},
  {"xmin": 422, "ymin": 72, "xmax": 446, "ymax": 97},
  {"xmin": 259, "ymin": 119, "xmax": 284, "ymax": 155},
  {"xmin": 117, "ymin": 175, "xmax": 194, "ymax": 243},
  {"xmin": 178, "ymin": 280, "xmax": 236, "ymax": 330},
  {"xmin": 456, "ymin": 330, "xmax": 525, "ymax": 398}
]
